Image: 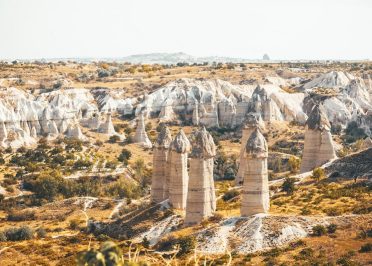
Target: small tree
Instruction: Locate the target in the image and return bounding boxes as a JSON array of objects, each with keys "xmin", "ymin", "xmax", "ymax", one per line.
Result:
[
  {"xmin": 118, "ymin": 149, "xmax": 132, "ymax": 165},
  {"xmin": 282, "ymin": 178, "xmax": 296, "ymax": 195},
  {"xmin": 312, "ymin": 225, "xmax": 326, "ymax": 236},
  {"xmin": 312, "ymin": 167, "xmax": 325, "ymax": 182},
  {"xmin": 288, "ymin": 156, "xmax": 300, "ymax": 173}
]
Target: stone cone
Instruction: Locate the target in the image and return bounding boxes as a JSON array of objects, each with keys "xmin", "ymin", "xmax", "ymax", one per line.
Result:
[
  {"xmin": 185, "ymin": 127, "xmax": 217, "ymax": 225},
  {"xmin": 241, "ymin": 127, "xmax": 270, "ymax": 216},
  {"xmin": 168, "ymin": 129, "xmax": 190, "ymax": 209},
  {"xmin": 236, "ymin": 114, "xmax": 265, "ymax": 185},
  {"xmin": 151, "ymin": 125, "xmax": 172, "ymax": 203},
  {"xmin": 134, "ymin": 113, "xmax": 152, "ymax": 148},
  {"xmin": 300, "ymin": 105, "xmax": 336, "ymax": 173},
  {"xmin": 98, "ymin": 113, "xmax": 116, "ymax": 135}
]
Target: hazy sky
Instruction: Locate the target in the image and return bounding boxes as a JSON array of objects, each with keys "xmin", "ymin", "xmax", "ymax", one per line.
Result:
[{"xmin": 0, "ymin": 0, "xmax": 371, "ymax": 60}]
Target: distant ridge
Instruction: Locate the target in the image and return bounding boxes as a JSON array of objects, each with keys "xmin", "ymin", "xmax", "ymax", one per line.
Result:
[{"xmin": 4, "ymin": 52, "xmax": 369, "ymax": 64}]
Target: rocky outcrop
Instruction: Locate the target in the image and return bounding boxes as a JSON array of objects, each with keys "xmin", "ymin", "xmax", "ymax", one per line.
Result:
[
  {"xmin": 133, "ymin": 113, "xmax": 152, "ymax": 148},
  {"xmin": 151, "ymin": 126, "xmax": 172, "ymax": 203},
  {"xmin": 97, "ymin": 113, "xmax": 116, "ymax": 136},
  {"xmin": 325, "ymin": 148, "xmax": 372, "ymax": 179},
  {"xmin": 66, "ymin": 121, "xmax": 86, "ymax": 141},
  {"xmin": 241, "ymin": 128, "xmax": 270, "ymax": 216},
  {"xmin": 300, "ymin": 105, "xmax": 336, "ymax": 173},
  {"xmin": 185, "ymin": 127, "xmax": 216, "ymax": 225},
  {"xmin": 236, "ymin": 114, "xmax": 265, "ymax": 185},
  {"xmin": 168, "ymin": 129, "xmax": 190, "ymax": 209}
]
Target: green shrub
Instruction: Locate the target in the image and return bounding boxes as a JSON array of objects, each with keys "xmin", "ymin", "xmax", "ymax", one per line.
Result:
[
  {"xmin": 359, "ymin": 243, "xmax": 372, "ymax": 253},
  {"xmin": 0, "ymin": 231, "xmax": 6, "ymax": 242},
  {"xmin": 311, "ymin": 167, "xmax": 325, "ymax": 182},
  {"xmin": 5, "ymin": 226, "xmax": 34, "ymax": 241},
  {"xmin": 282, "ymin": 178, "xmax": 296, "ymax": 195},
  {"xmin": 36, "ymin": 227, "xmax": 47, "ymax": 238},
  {"xmin": 118, "ymin": 148, "xmax": 132, "ymax": 165},
  {"xmin": 312, "ymin": 225, "xmax": 327, "ymax": 236},
  {"xmin": 222, "ymin": 189, "xmax": 239, "ymax": 202},
  {"xmin": 325, "ymin": 207, "xmax": 342, "ymax": 216},
  {"xmin": 327, "ymin": 224, "xmax": 337, "ymax": 234}
]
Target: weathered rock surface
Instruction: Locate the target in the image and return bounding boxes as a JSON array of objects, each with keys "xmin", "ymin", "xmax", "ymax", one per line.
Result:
[
  {"xmin": 300, "ymin": 105, "xmax": 336, "ymax": 173},
  {"xmin": 185, "ymin": 127, "xmax": 217, "ymax": 225},
  {"xmin": 325, "ymin": 148, "xmax": 372, "ymax": 179},
  {"xmin": 236, "ymin": 114, "xmax": 265, "ymax": 185},
  {"xmin": 168, "ymin": 130, "xmax": 190, "ymax": 209},
  {"xmin": 151, "ymin": 126, "xmax": 172, "ymax": 203},
  {"xmin": 241, "ymin": 128, "xmax": 270, "ymax": 216},
  {"xmin": 133, "ymin": 113, "xmax": 152, "ymax": 148}
]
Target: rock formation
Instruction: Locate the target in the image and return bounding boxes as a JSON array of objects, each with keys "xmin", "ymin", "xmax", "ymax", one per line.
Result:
[
  {"xmin": 66, "ymin": 122, "xmax": 86, "ymax": 141},
  {"xmin": 151, "ymin": 126, "xmax": 172, "ymax": 203},
  {"xmin": 241, "ymin": 127, "xmax": 270, "ymax": 216},
  {"xmin": 168, "ymin": 129, "xmax": 190, "ymax": 209},
  {"xmin": 236, "ymin": 114, "xmax": 265, "ymax": 185},
  {"xmin": 133, "ymin": 113, "xmax": 152, "ymax": 148},
  {"xmin": 185, "ymin": 127, "xmax": 217, "ymax": 225},
  {"xmin": 300, "ymin": 105, "xmax": 336, "ymax": 173},
  {"xmin": 97, "ymin": 113, "xmax": 116, "ymax": 135}
]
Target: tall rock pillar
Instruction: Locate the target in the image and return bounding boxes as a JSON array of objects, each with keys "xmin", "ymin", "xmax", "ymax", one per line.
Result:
[
  {"xmin": 300, "ymin": 105, "xmax": 336, "ymax": 173},
  {"xmin": 168, "ymin": 129, "xmax": 190, "ymax": 209},
  {"xmin": 134, "ymin": 113, "xmax": 152, "ymax": 148},
  {"xmin": 241, "ymin": 128, "xmax": 270, "ymax": 216},
  {"xmin": 185, "ymin": 127, "xmax": 217, "ymax": 225},
  {"xmin": 151, "ymin": 126, "xmax": 172, "ymax": 203},
  {"xmin": 236, "ymin": 114, "xmax": 265, "ymax": 185}
]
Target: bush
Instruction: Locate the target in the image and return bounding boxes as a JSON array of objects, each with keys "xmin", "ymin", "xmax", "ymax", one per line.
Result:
[
  {"xmin": 282, "ymin": 178, "xmax": 296, "ymax": 195},
  {"xmin": 288, "ymin": 156, "xmax": 301, "ymax": 173},
  {"xmin": 177, "ymin": 236, "xmax": 196, "ymax": 257},
  {"xmin": 222, "ymin": 189, "xmax": 239, "ymax": 202},
  {"xmin": 327, "ymin": 224, "xmax": 337, "ymax": 234},
  {"xmin": 36, "ymin": 227, "xmax": 47, "ymax": 238},
  {"xmin": 312, "ymin": 225, "xmax": 327, "ymax": 236},
  {"xmin": 108, "ymin": 135, "xmax": 120, "ymax": 143},
  {"xmin": 7, "ymin": 210, "xmax": 36, "ymax": 221},
  {"xmin": 325, "ymin": 207, "xmax": 342, "ymax": 216},
  {"xmin": 118, "ymin": 149, "xmax": 132, "ymax": 165},
  {"xmin": 69, "ymin": 220, "xmax": 81, "ymax": 230},
  {"xmin": 311, "ymin": 167, "xmax": 325, "ymax": 182},
  {"xmin": 0, "ymin": 231, "xmax": 6, "ymax": 242},
  {"xmin": 359, "ymin": 243, "xmax": 372, "ymax": 253},
  {"xmin": 5, "ymin": 226, "xmax": 34, "ymax": 241}
]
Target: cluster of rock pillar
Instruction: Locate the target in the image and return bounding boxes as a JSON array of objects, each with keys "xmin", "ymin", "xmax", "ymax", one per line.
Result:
[
  {"xmin": 151, "ymin": 126, "xmax": 217, "ymax": 225},
  {"xmin": 300, "ymin": 105, "xmax": 336, "ymax": 173}
]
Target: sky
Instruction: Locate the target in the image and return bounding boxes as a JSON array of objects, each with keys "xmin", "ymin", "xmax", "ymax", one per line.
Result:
[{"xmin": 0, "ymin": 0, "xmax": 371, "ymax": 60}]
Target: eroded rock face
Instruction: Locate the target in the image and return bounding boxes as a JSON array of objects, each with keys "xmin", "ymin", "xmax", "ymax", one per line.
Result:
[
  {"xmin": 185, "ymin": 128, "xmax": 216, "ymax": 225},
  {"xmin": 241, "ymin": 128, "xmax": 269, "ymax": 216},
  {"xmin": 300, "ymin": 105, "xmax": 336, "ymax": 173},
  {"xmin": 134, "ymin": 78, "xmax": 308, "ymax": 128},
  {"xmin": 168, "ymin": 130, "xmax": 190, "ymax": 209},
  {"xmin": 151, "ymin": 126, "xmax": 172, "ymax": 203},
  {"xmin": 133, "ymin": 113, "xmax": 152, "ymax": 148}
]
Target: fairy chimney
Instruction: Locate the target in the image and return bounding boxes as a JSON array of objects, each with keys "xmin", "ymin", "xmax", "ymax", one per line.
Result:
[
  {"xmin": 185, "ymin": 127, "xmax": 217, "ymax": 225},
  {"xmin": 241, "ymin": 127, "xmax": 270, "ymax": 216},
  {"xmin": 236, "ymin": 114, "xmax": 265, "ymax": 185},
  {"xmin": 300, "ymin": 105, "xmax": 336, "ymax": 173},
  {"xmin": 151, "ymin": 125, "xmax": 172, "ymax": 203},
  {"xmin": 168, "ymin": 129, "xmax": 190, "ymax": 209},
  {"xmin": 134, "ymin": 113, "xmax": 152, "ymax": 148}
]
